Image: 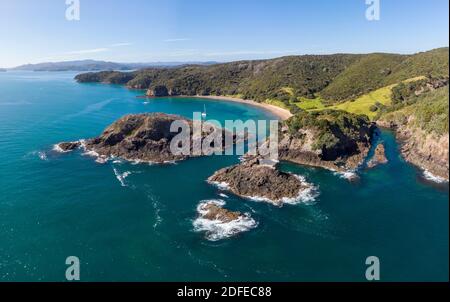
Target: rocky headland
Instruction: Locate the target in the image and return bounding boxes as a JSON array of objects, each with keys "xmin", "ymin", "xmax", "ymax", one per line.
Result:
[
  {"xmin": 279, "ymin": 110, "xmax": 376, "ymax": 173},
  {"xmin": 378, "ymin": 84, "xmax": 449, "ymax": 181},
  {"xmin": 56, "ymin": 113, "xmax": 231, "ymax": 164},
  {"xmin": 378, "ymin": 119, "xmax": 449, "ymax": 180}
]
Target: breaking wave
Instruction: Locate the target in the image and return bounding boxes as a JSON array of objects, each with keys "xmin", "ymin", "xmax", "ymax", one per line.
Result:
[
  {"xmin": 422, "ymin": 170, "xmax": 447, "ymax": 183},
  {"xmin": 193, "ymin": 200, "xmax": 257, "ymax": 241},
  {"xmin": 334, "ymin": 170, "xmax": 359, "ymax": 181},
  {"xmin": 209, "ymin": 175, "xmax": 319, "ymax": 206},
  {"xmin": 52, "ymin": 144, "xmax": 71, "ymax": 153},
  {"xmin": 208, "ymin": 181, "xmax": 230, "ymax": 190}
]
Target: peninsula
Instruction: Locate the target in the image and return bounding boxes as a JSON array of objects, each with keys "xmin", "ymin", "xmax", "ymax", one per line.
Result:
[{"xmin": 74, "ymin": 47, "xmax": 449, "ymax": 180}]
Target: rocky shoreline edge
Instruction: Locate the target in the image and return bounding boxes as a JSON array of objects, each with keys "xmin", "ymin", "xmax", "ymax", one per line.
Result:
[{"xmin": 377, "ymin": 121, "xmax": 449, "ymax": 182}]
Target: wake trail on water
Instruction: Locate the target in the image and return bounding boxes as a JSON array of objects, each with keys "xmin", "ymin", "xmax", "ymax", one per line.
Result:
[{"xmin": 57, "ymin": 98, "xmax": 116, "ymax": 122}]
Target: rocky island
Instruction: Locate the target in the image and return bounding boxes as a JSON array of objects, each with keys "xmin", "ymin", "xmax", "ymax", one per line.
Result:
[
  {"xmin": 56, "ymin": 113, "xmax": 231, "ymax": 164},
  {"xmin": 193, "ymin": 200, "xmax": 258, "ymax": 241},
  {"xmin": 367, "ymin": 143, "xmax": 388, "ymax": 169},
  {"xmin": 198, "ymin": 202, "xmax": 243, "ymax": 223},
  {"xmin": 208, "ymin": 157, "xmax": 316, "ymax": 206}
]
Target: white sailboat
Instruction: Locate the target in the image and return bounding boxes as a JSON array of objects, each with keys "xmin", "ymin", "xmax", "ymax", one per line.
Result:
[{"xmin": 201, "ymin": 104, "xmax": 207, "ymax": 118}]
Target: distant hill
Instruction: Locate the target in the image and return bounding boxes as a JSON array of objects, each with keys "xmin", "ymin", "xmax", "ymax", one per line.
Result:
[
  {"xmin": 75, "ymin": 48, "xmax": 449, "ymax": 105},
  {"xmin": 11, "ymin": 60, "xmax": 217, "ymax": 72}
]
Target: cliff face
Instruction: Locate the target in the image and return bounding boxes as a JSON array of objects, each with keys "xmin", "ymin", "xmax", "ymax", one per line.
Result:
[
  {"xmin": 380, "ymin": 119, "xmax": 449, "ymax": 180},
  {"xmin": 280, "ymin": 111, "xmax": 375, "ymax": 172},
  {"xmin": 400, "ymin": 127, "xmax": 449, "ymax": 180},
  {"xmin": 379, "ymin": 85, "xmax": 449, "ymax": 180}
]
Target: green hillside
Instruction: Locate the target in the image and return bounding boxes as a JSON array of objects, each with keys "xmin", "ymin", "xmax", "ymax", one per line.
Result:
[
  {"xmin": 75, "ymin": 48, "xmax": 448, "ymax": 113},
  {"xmin": 385, "ymin": 47, "xmax": 449, "ymax": 84},
  {"xmin": 380, "ymin": 85, "xmax": 449, "ymax": 135},
  {"xmin": 319, "ymin": 53, "xmax": 406, "ymax": 103}
]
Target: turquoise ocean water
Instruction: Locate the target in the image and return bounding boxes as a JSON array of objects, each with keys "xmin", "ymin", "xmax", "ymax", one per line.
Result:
[{"xmin": 0, "ymin": 71, "xmax": 448, "ymax": 281}]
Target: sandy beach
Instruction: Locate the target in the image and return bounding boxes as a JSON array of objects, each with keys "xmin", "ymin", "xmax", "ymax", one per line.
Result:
[{"xmin": 192, "ymin": 95, "xmax": 293, "ymax": 121}]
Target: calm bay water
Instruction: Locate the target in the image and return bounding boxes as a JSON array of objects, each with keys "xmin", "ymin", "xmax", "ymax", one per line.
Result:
[{"xmin": 0, "ymin": 71, "xmax": 448, "ymax": 281}]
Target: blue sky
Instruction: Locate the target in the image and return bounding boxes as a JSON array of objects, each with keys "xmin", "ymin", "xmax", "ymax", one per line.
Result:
[{"xmin": 0, "ymin": 0, "xmax": 448, "ymax": 67}]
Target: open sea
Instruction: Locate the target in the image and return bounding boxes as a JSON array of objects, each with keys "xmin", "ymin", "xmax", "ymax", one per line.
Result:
[{"xmin": 0, "ymin": 71, "xmax": 448, "ymax": 281}]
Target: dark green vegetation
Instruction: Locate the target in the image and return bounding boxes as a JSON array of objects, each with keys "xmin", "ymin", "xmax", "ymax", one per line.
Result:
[
  {"xmin": 321, "ymin": 48, "xmax": 449, "ymax": 103},
  {"xmin": 77, "ymin": 54, "xmax": 359, "ymax": 101},
  {"xmin": 381, "ymin": 85, "xmax": 449, "ymax": 136},
  {"xmin": 390, "ymin": 77, "xmax": 448, "ymax": 108},
  {"xmin": 285, "ymin": 110, "xmax": 372, "ymax": 151},
  {"xmin": 75, "ymin": 47, "xmax": 448, "ymax": 147},
  {"xmin": 319, "ymin": 53, "xmax": 405, "ymax": 103},
  {"xmin": 75, "ymin": 48, "xmax": 448, "ymax": 107}
]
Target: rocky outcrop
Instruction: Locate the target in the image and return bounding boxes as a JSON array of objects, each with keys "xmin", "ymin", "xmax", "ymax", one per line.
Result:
[
  {"xmin": 279, "ymin": 117, "xmax": 376, "ymax": 173},
  {"xmin": 55, "ymin": 141, "xmax": 81, "ymax": 152},
  {"xmin": 208, "ymin": 157, "xmax": 311, "ymax": 206},
  {"xmin": 58, "ymin": 113, "xmax": 230, "ymax": 164},
  {"xmin": 397, "ymin": 126, "xmax": 449, "ymax": 180},
  {"xmin": 367, "ymin": 143, "xmax": 388, "ymax": 169},
  {"xmin": 378, "ymin": 82, "xmax": 449, "ymax": 180},
  {"xmin": 200, "ymin": 202, "xmax": 242, "ymax": 223},
  {"xmin": 146, "ymin": 85, "xmax": 169, "ymax": 97},
  {"xmin": 414, "ymin": 77, "xmax": 449, "ymax": 97},
  {"xmin": 193, "ymin": 200, "xmax": 257, "ymax": 241}
]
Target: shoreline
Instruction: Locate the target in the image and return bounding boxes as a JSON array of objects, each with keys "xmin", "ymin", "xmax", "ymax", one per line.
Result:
[
  {"xmin": 138, "ymin": 94, "xmax": 293, "ymax": 121},
  {"xmin": 192, "ymin": 95, "xmax": 293, "ymax": 121}
]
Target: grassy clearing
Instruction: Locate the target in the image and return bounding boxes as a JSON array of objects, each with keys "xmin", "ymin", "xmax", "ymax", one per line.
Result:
[
  {"xmin": 327, "ymin": 76, "xmax": 426, "ymax": 119},
  {"xmin": 328, "ymin": 85, "xmax": 394, "ymax": 119},
  {"xmin": 295, "ymin": 97, "xmax": 327, "ymax": 110}
]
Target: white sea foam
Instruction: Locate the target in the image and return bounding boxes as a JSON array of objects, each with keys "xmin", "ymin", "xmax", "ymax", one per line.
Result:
[
  {"xmin": 82, "ymin": 150, "xmax": 100, "ymax": 157},
  {"xmin": 30, "ymin": 150, "xmax": 48, "ymax": 161},
  {"xmin": 422, "ymin": 170, "xmax": 447, "ymax": 183},
  {"xmin": 113, "ymin": 168, "xmax": 132, "ymax": 187},
  {"xmin": 193, "ymin": 200, "xmax": 257, "ymax": 241},
  {"xmin": 208, "ymin": 181, "xmax": 230, "ymax": 190},
  {"xmin": 219, "ymin": 193, "xmax": 229, "ymax": 198},
  {"xmin": 38, "ymin": 152, "xmax": 48, "ymax": 161},
  {"xmin": 52, "ymin": 144, "xmax": 70, "ymax": 153},
  {"xmin": 209, "ymin": 175, "xmax": 319, "ymax": 206},
  {"xmin": 333, "ymin": 170, "xmax": 359, "ymax": 181}
]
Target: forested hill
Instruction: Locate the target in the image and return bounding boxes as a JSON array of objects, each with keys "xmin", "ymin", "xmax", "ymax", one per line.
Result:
[{"xmin": 75, "ymin": 47, "xmax": 448, "ymax": 105}]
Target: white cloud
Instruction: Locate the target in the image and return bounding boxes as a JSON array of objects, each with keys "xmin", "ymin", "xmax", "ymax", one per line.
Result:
[
  {"xmin": 164, "ymin": 38, "xmax": 191, "ymax": 43},
  {"xmin": 109, "ymin": 42, "xmax": 133, "ymax": 47},
  {"xmin": 65, "ymin": 48, "xmax": 109, "ymax": 55}
]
